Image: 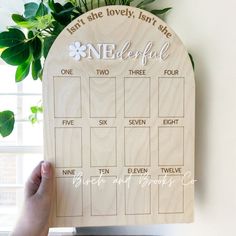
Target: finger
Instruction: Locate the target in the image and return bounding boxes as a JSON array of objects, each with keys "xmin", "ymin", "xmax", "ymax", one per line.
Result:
[
  {"xmin": 25, "ymin": 161, "xmax": 43, "ymax": 198},
  {"xmin": 37, "ymin": 161, "xmax": 53, "ymax": 197}
]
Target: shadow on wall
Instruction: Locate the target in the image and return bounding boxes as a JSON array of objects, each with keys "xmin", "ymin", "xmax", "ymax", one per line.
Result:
[
  {"xmin": 194, "ymin": 51, "xmax": 210, "ymax": 204},
  {"xmin": 73, "ymin": 225, "xmax": 173, "ymax": 235}
]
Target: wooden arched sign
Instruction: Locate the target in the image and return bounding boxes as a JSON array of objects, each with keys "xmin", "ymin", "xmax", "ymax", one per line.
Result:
[{"xmin": 43, "ymin": 5, "xmax": 195, "ymax": 227}]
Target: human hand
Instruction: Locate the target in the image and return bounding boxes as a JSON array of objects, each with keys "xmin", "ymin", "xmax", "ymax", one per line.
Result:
[{"xmin": 11, "ymin": 161, "xmax": 53, "ymax": 236}]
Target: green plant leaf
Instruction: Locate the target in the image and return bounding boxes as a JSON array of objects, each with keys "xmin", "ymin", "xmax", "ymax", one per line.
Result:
[
  {"xmin": 49, "ymin": 0, "xmax": 66, "ymax": 13},
  {"xmin": 48, "ymin": 0, "xmax": 56, "ymax": 11},
  {"xmin": 36, "ymin": 14, "xmax": 53, "ymax": 29},
  {"xmin": 136, "ymin": 0, "xmax": 155, "ymax": 8},
  {"xmin": 0, "ymin": 110, "xmax": 15, "ymax": 137},
  {"xmin": 75, "ymin": 5, "xmax": 83, "ymax": 14},
  {"xmin": 31, "ymin": 106, "xmax": 38, "ymax": 113},
  {"xmin": 29, "ymin": 104, "xmax": 43, "ymax": 124},
  {"xmin": 1, "ymin": 42, "xmax": 30, "ymax": 65},
  {"xmin": 15, "ymin": 60, "xmax": 31, "ymax": 82},
  {"xmin": 0, "ymin": 47, "xmax": 6, "ymax": 55},
  {"xmin": 12, "ymin": 14, "xmax": 38, "ymax": 29},
  {"xmin": 0, "ymin": 28, "xmax": 25, "ymax": 48},
  {"xmin": 36, "ymin": 2, "xmax": 48, "ymax": 17},
  {"xmin": 64, "ymin": 2, "xmax": 75, "ymax": 9},
  {"xmin": 32, "ymin": 59, "xmax": 42, "ymax": 80},
  {"xmin": 53, "ymin": 2, "xmax": 65, "ymax": 13},
  {"xmin": 30, "ymin": 37, "xmax": 42, "ymax": 60},
  {"xmin": 29, "ymin": 115, "xmax": 37, "ymax": 124},
  {"xmin": 188, "ymin": 53, "xmax": 195, "ymax": 70},
  {"xmin": 151, "ymin": 8, "xmax": 172, "ymax": 16},
  {"xmin": 24, "ymin": 2, "xmax": 39, "ymax": 18},
  {"xmin": 38, "ymin": 106, "xmax": 43, "ymax": 113},
  {"xmin": 28, "ymin": 30, "xmax": 34, "ymax": 39},
  {"xmin": 126, "ymin": 0, "xmax": 135, "ymax": 5},
  {"xmin": 43, "ymin": 36, "xmax": 56, "ymax": 58},
  {"xmin": 51, "ymin": 21, "xmax": 65, "ymax": 36},
  {"xmin": 51, "ymin": 11, "xmax": 72, "ymax": 26},
  {"xmin": 12, "ymin": 14, "xmax": 26, "ymax": 23},
  {"xmin": 51, "ymin": 2, "xmax": 75, "ymax": 25}
]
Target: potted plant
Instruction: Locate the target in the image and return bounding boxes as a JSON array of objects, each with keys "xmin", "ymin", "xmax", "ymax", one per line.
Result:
[{"xmin": 0, "ymin": 0, "xmax": 193, "ymax": 138}]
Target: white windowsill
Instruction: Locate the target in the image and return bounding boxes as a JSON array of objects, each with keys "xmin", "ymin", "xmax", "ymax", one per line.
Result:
[{"xmin": 0, "ymin": 228, "xmax": 75, "ymax": 236}]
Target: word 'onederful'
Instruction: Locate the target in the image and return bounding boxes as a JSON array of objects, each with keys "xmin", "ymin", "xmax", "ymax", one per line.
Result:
[{"xmin": 68, "ymin": 41, "xmax": 170, "ymax": 65}]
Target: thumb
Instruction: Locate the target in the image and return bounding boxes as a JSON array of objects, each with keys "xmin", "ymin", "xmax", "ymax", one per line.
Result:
[{"xmin": 37, "ymin": 161, "xmax": 53, "ymax": 197}]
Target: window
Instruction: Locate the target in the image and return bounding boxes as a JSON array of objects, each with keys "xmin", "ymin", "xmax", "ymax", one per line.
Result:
[
  {"xmin": 0, "ymin": 61, "xmax": 75, "ymax": 234},
  {"xmin": 0, "ymin": 61, "xmax": 43, "ymax": 231}
]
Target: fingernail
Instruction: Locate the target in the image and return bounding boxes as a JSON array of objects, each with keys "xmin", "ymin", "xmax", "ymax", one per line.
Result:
[{"xmin": 41, "ymin": 161, "xmax": 51, "ymax": 178}]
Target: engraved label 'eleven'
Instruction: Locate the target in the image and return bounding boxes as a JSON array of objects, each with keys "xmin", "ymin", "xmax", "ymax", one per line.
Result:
[{"xmin": 69, "ymin": 41, "xmax": 170, "ymax": 65}]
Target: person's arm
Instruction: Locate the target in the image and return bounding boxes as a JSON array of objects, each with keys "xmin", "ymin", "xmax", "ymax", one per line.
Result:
[{"xmin": 11, "ymin": 161, "xmax": 53, "ymax": 236}]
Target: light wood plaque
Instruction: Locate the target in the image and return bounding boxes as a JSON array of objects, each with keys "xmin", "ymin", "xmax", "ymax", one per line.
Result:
[{"xmin": 43, "ymin": 5, "xmax": 195, "ymax": 227}]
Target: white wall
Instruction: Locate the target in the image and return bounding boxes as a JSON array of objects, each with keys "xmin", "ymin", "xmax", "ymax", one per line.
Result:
[
  {"xmin": 1, "ymin": 0, "xmax": 236, "ymax": 235},
  {"xmin": 165, "ymin": 0, "xmax": 236, "ymax": 235}
]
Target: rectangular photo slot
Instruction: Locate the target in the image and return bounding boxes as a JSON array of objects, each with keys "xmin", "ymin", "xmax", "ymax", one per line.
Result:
[
  {"xmin": 158, "ymin": 77, "xmax": 184, "ymax": 117},
  {"xmin": 55, "ymin": 128, "xmax": 82, "ymax": 168},
  {"xmin": 54, "ymin": 77, "xmax": 81, "ymax": 118},
  {"xmin": 89, "ymin": 77, "xmax": 116, "ymax": 117},
  {"xmin": 90, "ymin": 127, "xmax": 116, "ymax": 167},
  {"xmin": 125, "ymin": 175, "xmax": 151, "ymax": 215},
  {"xmin": 158, "ymin": 175, "xmax": 184, "ymax": 214},
  {"xmin": 90, "ymin": 176, "xmax": 117, "ymax": 216},
  {"xmin": 124, "ymin": 77, "xmax": 150, "ymax": 118},
  {"xmin": 125, "ymin": 127, "xmax": 150, "ymax": 166},
  {"xmin": 56, "ymin": 177, "xmax": 83, "ymax": 217},
  {"xmin": 158, "ymin": 127, "xmax": 184, "ymax": 166}
]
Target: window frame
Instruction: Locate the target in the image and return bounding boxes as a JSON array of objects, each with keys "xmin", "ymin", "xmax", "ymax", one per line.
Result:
[
  {"xmin": 0, "ymin": 63, "xmax": 43, "ymax": 231},
  {"xmin": 0, "ymin": 62, "xmax": 75, "ymax": 234}
]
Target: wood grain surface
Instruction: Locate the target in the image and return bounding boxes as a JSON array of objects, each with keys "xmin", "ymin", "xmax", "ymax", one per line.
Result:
[{"xmin": 43, "ymin": 5, "xmax": 195, "ymax": 227}]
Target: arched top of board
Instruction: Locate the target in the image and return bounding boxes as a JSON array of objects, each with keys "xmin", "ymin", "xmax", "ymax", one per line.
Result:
[
  {"xmin": 44, "ymin": 5, "xmax": 194, "ymax": 84},
  {"xmin": 43, "ymin": 5, "xmax": 195, "ymax": 227}
]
